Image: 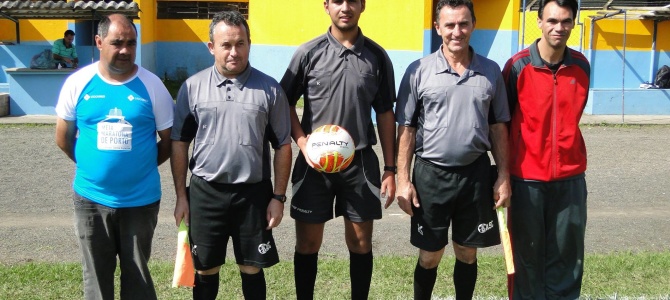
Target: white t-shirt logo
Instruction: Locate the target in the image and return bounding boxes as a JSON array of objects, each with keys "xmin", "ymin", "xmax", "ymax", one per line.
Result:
[{"xmin": 97, "ymin": 108, "xmax": 132, "ymax": 151}]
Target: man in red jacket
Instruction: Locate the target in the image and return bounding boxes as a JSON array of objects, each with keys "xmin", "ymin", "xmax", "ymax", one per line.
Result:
[{"xmin": 502, "ymin": 0, "xmax": 590, "ymax": 298}]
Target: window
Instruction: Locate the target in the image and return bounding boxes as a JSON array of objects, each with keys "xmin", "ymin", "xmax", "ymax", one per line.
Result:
[{"xmin": 157, "ymin": 1, "xmax": 249, "ymax": 19}]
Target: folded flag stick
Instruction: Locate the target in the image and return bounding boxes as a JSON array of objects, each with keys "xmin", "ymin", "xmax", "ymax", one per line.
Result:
[
  {"xmin": 497, "ymin": 206, "xmax": 514, "ymax": 297},
  {"xmin": 172, "ymin": 220, "xmax": 195, "ymax": 288}
]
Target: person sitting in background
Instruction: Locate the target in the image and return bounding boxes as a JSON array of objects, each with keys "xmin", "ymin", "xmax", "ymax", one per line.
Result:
[{"xmin": 52, "ymin": 29, "xmax": 79, "ymax": 68}]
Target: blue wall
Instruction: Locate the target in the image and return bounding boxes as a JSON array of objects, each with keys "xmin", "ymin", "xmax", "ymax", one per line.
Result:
[
  {"xmin": 141, "ymin": 42, "xmax": 156, "ymax": 75},
  {"xmin": 7, "ymin": 69, "xmax": 73, "ymax": 115},
  {"xmin": 154, "ymin": 41, "xmax": 211, "ymax": 81},
  {"xmin": 1, "ymin": 44, "xmax": 98, "ymax": 79},
  {"xmin": 590, "ymin": 49, "xmax": 670, "ymax": 88},
  {"xmin": 471, "ymin": 29, "xmax": 519, "ymax": 68},
  {"xmin": 587, "ymin": 89, "xmax": 670, "ymax": 115},
  {"xmin": 585, "ymin": 49, "xmax": 670, "ymax": 115}
]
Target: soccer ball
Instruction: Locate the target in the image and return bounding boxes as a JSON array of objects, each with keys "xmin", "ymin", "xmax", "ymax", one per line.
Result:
[{"xmin": 306, "ymin": 125, "xmax": 356, "ymax": 173}]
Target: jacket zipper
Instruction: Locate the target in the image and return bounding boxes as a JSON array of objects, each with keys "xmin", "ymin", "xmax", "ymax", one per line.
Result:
[{"xmin": 552, "ymin": 67, "xmax": 560, "ymax": 179}]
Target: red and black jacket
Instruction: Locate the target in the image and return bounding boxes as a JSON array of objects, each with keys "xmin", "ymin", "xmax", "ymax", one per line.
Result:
[{"xmin": 502, "ymin": 40, "xmax": 591, "ymax": 181}]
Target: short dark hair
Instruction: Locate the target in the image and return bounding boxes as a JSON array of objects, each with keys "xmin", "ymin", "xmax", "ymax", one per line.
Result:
[
  {"xmin": 435, "ymin": 0, "xmax": 476, "ymax": 23},
  {"xmin": 97, "ymin": 14, "xmax": 137, "ymax": 39},
  {"xmin": 64, "ymin": 30, "xmax": 75, "ymax": 37},
  {"xmin": 538, "ymin": 0, "xmax": 578, "ymax": 20},
  {"xmin": 209, "ymin": 11, "xmax": 250, "ymax": 42}
]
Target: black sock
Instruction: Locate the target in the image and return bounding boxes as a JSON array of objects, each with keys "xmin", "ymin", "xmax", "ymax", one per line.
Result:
[
  {"xmin": 453, "ymin": 259, "xmax": 478, "ymax": 300},
  {"xmin": 193, "ymin": 273, "xmax": 219, "ymax": 300},
  {"xmin": 294, "ymin": 252, "xmax": 318, "ymax": 300},
  {"xmin": 414, "ymin": 259, "xmax": 438, "ymax": 300},
  {"xmin": 349, "ymin": 250, "xmax": 373, "ymax": 300},
  {"xmin": 241, "ymin": 269, "xmax": 266, "ymax": 300}
]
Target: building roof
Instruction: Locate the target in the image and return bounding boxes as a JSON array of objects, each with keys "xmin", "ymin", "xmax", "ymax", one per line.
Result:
[{"xmin": 0, "ymin": 1, "xmax": 139, "ymax": 20}]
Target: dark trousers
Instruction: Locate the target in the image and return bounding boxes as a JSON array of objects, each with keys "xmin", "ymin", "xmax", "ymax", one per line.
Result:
[
  {"xmin": 73, "ymin": 193, "xmax": 160, "ymax": 300},
  {"xmin": 510, "ymin": 176, "xmax": 587, "ymax": 299}
]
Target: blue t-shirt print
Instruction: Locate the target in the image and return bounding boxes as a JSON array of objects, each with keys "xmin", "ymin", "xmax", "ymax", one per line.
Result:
[{"xmin": 97, "ymin": 107, "xmax": 133, "ymax": 151}]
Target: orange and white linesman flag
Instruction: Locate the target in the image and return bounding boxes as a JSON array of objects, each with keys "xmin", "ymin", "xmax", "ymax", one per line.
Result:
[
  {"xmin": 497, "ymin": 206, "xmax": 514, "ymax": 297},
  {"xmin": 172, "ymin": 220, "xmax": 195, "ymax": 288}
]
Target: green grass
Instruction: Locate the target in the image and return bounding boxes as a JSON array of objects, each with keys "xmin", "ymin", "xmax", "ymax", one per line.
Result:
[{"xmin": 2, "ymin": 252, "xmax": 670, "ymax": 299}]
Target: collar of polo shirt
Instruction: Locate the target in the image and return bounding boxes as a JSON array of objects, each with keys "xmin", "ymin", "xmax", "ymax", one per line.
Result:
[
  {"xmin": 435, "ymin": 45, "xmax": 486, "ymax": 77},
  {"xmin": 213, "ymin": 64, "xmax": 252, "ymax": 89},
  {"xmin": 327, "ymin": 27, "xmax": 365, "ymax": 58}
]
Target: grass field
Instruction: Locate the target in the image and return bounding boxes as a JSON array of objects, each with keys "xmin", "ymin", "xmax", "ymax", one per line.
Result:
[{"xmin": 2, "ymin": 252, "xmax": 669, "ymax": 299}]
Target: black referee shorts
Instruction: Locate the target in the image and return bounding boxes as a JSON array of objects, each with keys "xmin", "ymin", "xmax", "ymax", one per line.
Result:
[
  {"xmin": 410, "ymin": 154, "xmax": 500, "ymax": 252},
  {"xmin": 188, "ymin": 175, "xmax": 279, "ymax": 270},
  {"xmin": 290, "ymin": 147, "xmax": 382, "ymax": 223}
]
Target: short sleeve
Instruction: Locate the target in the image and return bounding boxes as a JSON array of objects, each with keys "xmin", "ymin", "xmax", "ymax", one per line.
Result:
[
  {"xmin": 279, "ymin": 47, "xmax": 307, "ymax": 106},
  {"xmin": 489, "ymin": 70, "xmax": 510, "ymax": 124},
  {"xmin": 395, "ymin": 60, "xmax": 421, "ymax": 127},
  {"xmin": 268, "ymin": 84, "xmax": 292, "ymax": 148},
  {"xmin": 171, "ymin": 81, "xmax": 197, "ymax": 142},
  {"xmin": 371, "ymin": 48, "xmax": 396, "ymax": 114},
  {"xmin": 55, "ymin": 76, "xmax": 77, "ymax": 120}
]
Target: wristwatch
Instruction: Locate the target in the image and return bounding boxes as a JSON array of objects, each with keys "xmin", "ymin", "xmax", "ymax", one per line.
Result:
[
  {"xmin": 383, "ymin": 166, "xmax": 397, "ymax": 174},
  {"xmin": 272, "ymin": 194, "xmax": 287, "ymax": 203}
]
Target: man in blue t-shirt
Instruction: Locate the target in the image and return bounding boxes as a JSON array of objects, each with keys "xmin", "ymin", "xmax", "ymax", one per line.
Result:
[{"xmin": 55, "ymin": 14, "xmax": 173, "ymax": 300}]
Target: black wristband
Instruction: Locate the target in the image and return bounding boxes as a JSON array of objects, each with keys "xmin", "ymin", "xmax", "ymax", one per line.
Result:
[
  {"xmin": 272, "ymin": 194, "xmax": 287, "ymax": 203},
  {"xmin": 383, "ymin": 166, "xmax": 397, "ymax": 173}
]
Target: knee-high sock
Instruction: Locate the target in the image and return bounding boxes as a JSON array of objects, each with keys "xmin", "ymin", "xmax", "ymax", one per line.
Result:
[
  {"xmin": 453, "ymin": 259, "xmax": 477, "ymax": 300},
  {"xmin": 414, "ymin": 259, "xmax": 438, "ymax": 300},
  {"xmin": 241, "ymin": 269, "xmax": 266, "ymax": 300},
  {"xmin": 350, "ymin": 250, "xmax": 373, "ymax": 300},
  {"xmin": 294, "ymin": 252, "xmax": 318, "ymax": 300},
  {"xmin": 193, "ymin": 273, "xmax": 219, "ymax": 300}
]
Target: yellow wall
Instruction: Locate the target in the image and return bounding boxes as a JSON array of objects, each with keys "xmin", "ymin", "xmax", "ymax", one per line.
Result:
[
  {"xmin": 423, "ymin": 0, "xmax": 433, "ymax": 30},
  {"xmin": 153, "ymin": 0, "xmax": 424, "ymax": 51},
  {"xmin": 659, "ymin": 21, "xmax": 670, "ymax": 51},
  {"xmin": 249, "ymin": 1, "xmax": 424, "ymax": 51},
  {"xmin": 138, "ymin": 0, "xmax": 156, "ymax": 44},
  {"xmin": 155, "ymin": 19, "xmax": 210, "ymax": 42},
  {"xmin": 591, "ymin": 19, "xmax": 653, "ymax": 51},
  {"xmin": 0, "ymin": 19, "xmax": 15, "ymax": 41},
  {"xmin": 0, "ymin": 20, "xmax": 67, "ymax": 42},
  {"xmin": 358, "ymin": 1, "xmax": 423, "ymax": 50},
  {"xmin": 473, "ymin": 0, "xmax": 518, "ymax": 30}
]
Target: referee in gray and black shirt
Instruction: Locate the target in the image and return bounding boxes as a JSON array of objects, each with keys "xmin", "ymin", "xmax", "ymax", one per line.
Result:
[
  {"xmin": 279, "ymin": 0, "xmax": 396, "ymax": 299},
  {"xmin": 170, "ymin": 11, "xmax": 292, "ymax": 300},
  {"xmin": 394, "ymin": 1, "xmax": 511, "ymax": 299}
]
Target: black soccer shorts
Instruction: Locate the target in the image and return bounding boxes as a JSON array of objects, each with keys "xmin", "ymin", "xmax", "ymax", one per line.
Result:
[
  {"xmin": 410, "ymin": 154, "xmax": 501, "ymax": 251},
  {"xmin": 188, "ymin": 175, "xmax": 279, "ymax": 270},
  {"xmin": 290, "ymin": 147, "xmax": 382, "ymax": 223}
]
